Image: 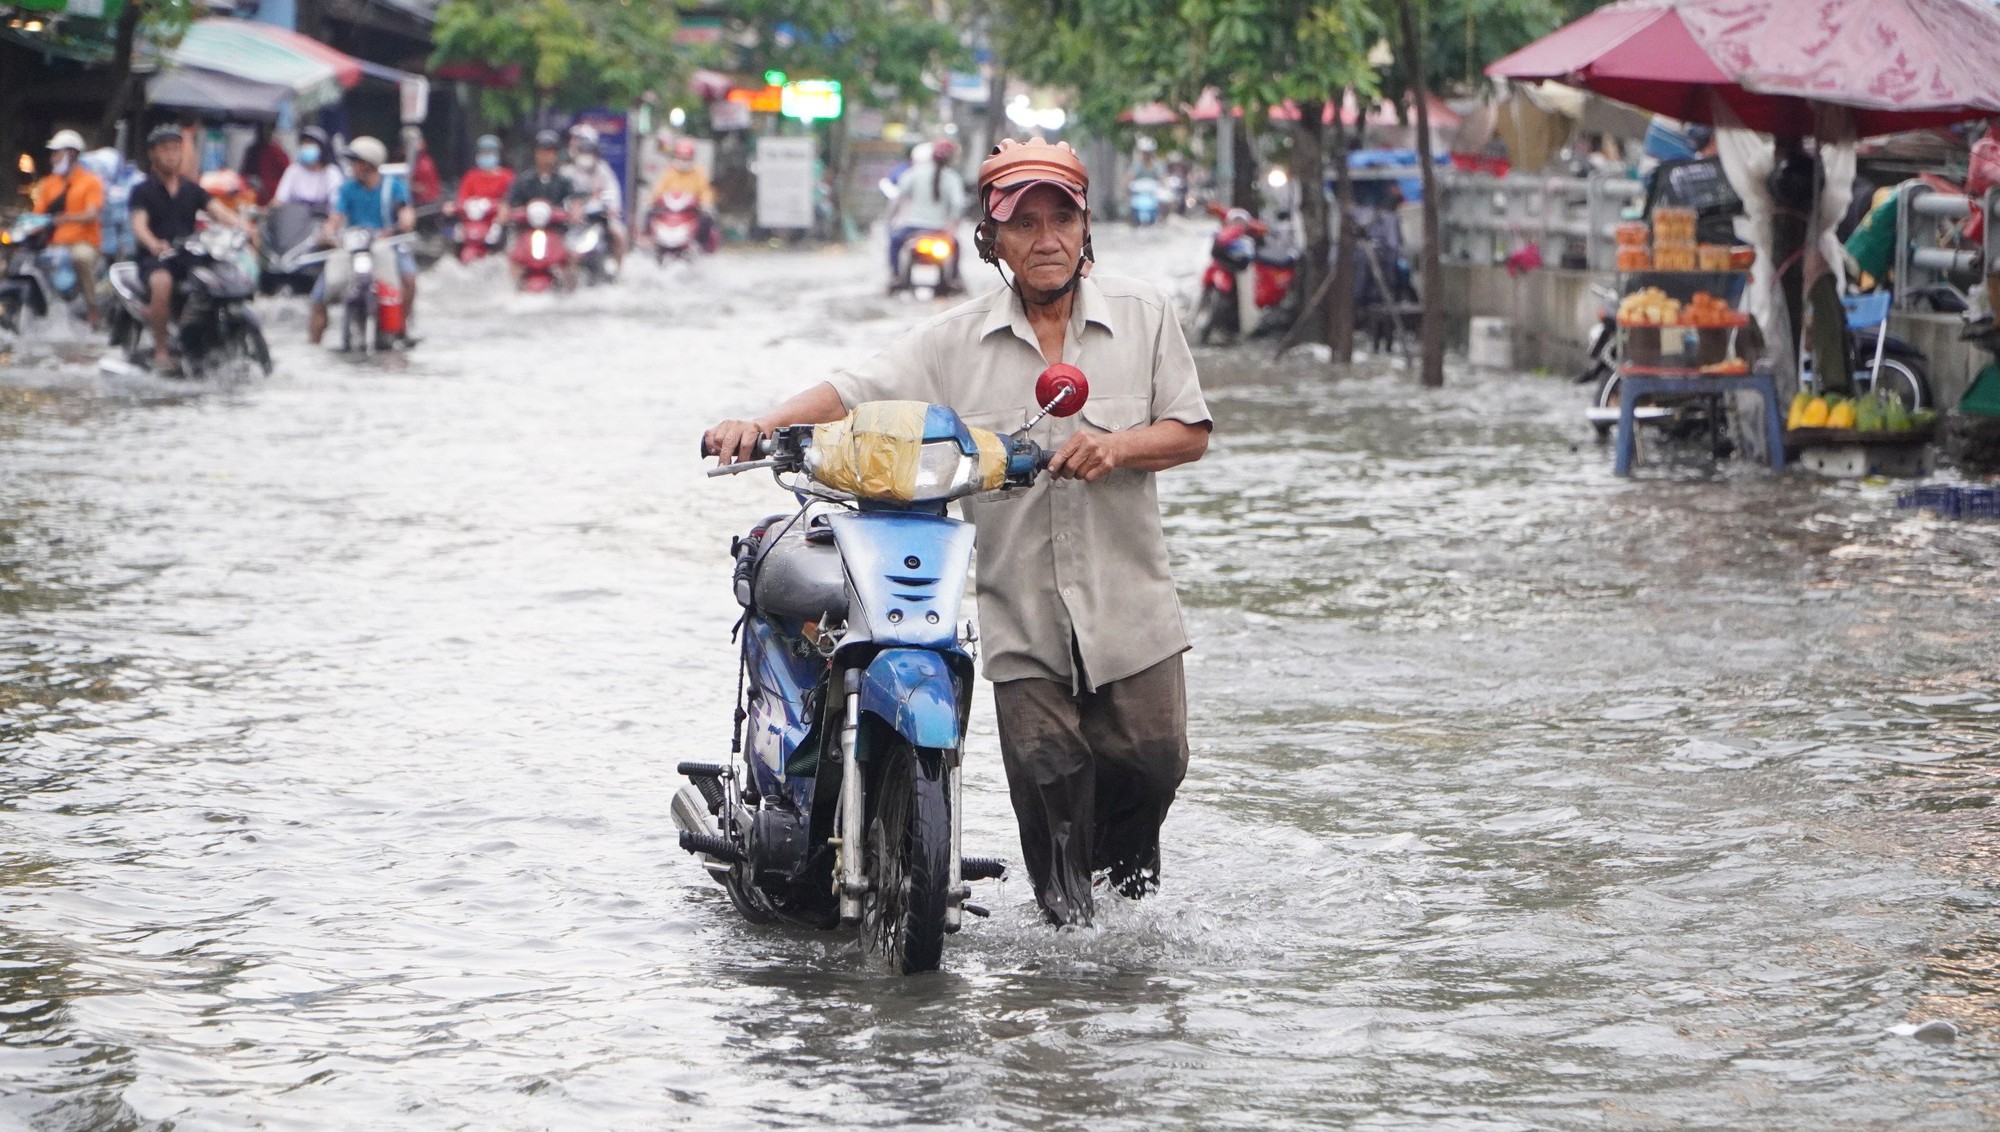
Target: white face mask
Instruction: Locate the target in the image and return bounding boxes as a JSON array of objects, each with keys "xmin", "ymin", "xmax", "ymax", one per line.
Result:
[{"xmin": 52, "ymin": 155, "xmax": 73, "ymax": 175}]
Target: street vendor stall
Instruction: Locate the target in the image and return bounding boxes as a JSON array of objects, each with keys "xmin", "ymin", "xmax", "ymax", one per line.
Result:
[{"xmin": 1488, "ymin": 0, "xmax": 2000, "ymax": 474}]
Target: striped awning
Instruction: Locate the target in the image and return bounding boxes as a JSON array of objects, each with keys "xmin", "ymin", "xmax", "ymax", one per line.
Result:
[{"xmin": 162, "ymin": 18, "xmax": 365, "ymax": 113}]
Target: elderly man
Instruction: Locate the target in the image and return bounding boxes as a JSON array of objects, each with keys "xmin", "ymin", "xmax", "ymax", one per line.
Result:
[
  {"xmin": 31, "ymin": 129, "xmax": 105, "ymax": 328},
  {"xmin": 705, "ymin": 138, "xmax": 1211, "ymax": 927}
]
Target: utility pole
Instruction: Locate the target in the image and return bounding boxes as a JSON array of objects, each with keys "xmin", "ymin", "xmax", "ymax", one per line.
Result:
[{"xmin": 1398, "ymin": 0, "xmax": 1445, "ymax": 387}]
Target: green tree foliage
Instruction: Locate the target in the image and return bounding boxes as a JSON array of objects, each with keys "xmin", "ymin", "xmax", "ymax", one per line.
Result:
[
  {"xmin": 727, "ymin": 0, "xmax": 963, "ymax": 109},
  {"xmin": 1378, "ymin": 0, "xmax": 1570, "ymax": 102},
  {"xmin": 431, "ymin": 0, "xmax": 686, "ymax": 121}
]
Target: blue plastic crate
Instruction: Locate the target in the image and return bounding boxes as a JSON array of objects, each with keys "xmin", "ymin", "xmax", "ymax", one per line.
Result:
[{"xmin": 1897, "ymin": 485, "xmax": 2000, "ymax": 518}]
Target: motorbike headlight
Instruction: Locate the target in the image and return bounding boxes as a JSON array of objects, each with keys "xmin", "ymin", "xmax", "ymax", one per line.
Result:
[
  {"xmin": 911, "ymin": 440, "xmax": 976, "ymax": 502},
  {"xmin": 525, "ymin": 201, "xmax": 553, "ymax": 228},
  {"xmin": 465, "ymin": 198, "xmax": 490, "ymax": 220},
  {"xmin": 342, "ymin": 229, "xmax": 372, "ymax": 251}
]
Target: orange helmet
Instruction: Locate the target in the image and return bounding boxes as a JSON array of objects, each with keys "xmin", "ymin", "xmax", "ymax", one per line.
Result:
[{"xmin": 976, "ymin": 138, "xmax": 1088, "ymax": 221}]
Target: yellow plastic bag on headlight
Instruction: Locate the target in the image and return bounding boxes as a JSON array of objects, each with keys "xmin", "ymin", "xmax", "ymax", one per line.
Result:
[{"xmin": 811, "ymin": 401, "xmax": 1007, "ymax": 502}]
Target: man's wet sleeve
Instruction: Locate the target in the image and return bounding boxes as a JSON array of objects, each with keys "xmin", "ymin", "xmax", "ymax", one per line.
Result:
[
  {"xmin": 1149, "ymin": 298, "xmax": 1211, "ymax": 427},
  {"xmin": 829, "ymin": 323, "xmax": 934, "ymax": 410}
]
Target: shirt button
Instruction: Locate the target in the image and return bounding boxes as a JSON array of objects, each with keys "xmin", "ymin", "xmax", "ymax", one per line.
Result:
[
  {"xmin": 1056, "ymin": 533, "xmax": 1068, "ymax": 542},
  {"xmin": 1062, "ymin": 587, "xmax": 1075, "ymax": 597}
]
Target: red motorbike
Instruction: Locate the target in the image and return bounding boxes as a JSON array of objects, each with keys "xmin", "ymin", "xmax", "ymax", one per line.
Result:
[
  {"xmin": 448, "ymin": 195, "xmax": 504, "ymax": 264},
  {"xmin": 509, "ymin": 200, "xmax": 570, "ymax": 293},
  {"xmin": 648, "ymin": 191, "xmax": 703, "ymax": 264},
  {"xmin": 1193, "ymin": 207, "xmax": 1297, "ymax": 345}
]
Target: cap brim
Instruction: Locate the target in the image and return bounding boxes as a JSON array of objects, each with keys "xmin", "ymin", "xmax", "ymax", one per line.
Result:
[{"xmin": 987, "ymin": 179, "xmax": 1087, "ymax": 221}]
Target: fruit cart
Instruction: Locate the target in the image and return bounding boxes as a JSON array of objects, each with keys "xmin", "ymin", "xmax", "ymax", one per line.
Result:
[{"xmin": 1606, "ymin": 210, "xmax": 1782, "ymax": 475}]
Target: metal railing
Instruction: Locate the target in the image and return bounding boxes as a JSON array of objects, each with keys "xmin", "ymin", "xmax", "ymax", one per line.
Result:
[
  {"xmin": 1893, "ymin": 183, "xmax": 1996, "ymax": 309},
  {"xmin": 1435, "ymin": 170, "xmax": 1644, "ymax": 272}
]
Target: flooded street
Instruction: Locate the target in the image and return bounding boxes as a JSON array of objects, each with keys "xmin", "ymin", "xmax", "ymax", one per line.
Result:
[{"xmin": 1, "ymin": 223, "xmax": 1996, "ymax": 1129}]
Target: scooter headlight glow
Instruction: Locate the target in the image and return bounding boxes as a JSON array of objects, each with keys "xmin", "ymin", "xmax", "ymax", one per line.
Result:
[{"xmin": 525, "ymin": 200, "xmax": 553, "ymax": 229}]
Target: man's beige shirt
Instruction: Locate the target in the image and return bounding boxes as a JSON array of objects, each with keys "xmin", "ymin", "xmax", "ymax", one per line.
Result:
[{"xmin": 829, "ymin": 274, "xmax": 1210, "ymax": 691}]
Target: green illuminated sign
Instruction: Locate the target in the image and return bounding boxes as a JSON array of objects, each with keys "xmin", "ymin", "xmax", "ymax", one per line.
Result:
[{"xmin": 780, "ymin": 79, "xmax": 843, "ymax": 122}]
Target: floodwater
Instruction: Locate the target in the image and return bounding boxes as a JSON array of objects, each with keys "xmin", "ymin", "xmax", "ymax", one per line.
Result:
[{"xmin": 0, "ymin": 225, "xmax": 1995, "ymax": 1130}]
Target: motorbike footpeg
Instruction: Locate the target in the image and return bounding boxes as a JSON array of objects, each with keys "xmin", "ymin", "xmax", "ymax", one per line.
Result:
[
  {"xmin": 678, "ymin": 762, "xmax": 732, "ymax": 815},
  {"xmin": 678, "ymin": 829, "xmax": 746, "ymax": 864},
  {"xmin": 962, "ymin": 856, "xmax": 1007, "ymax": 882}
]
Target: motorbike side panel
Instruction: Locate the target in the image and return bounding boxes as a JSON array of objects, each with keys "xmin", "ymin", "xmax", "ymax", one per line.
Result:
[
  {"xmin": 828, "ymin": 511, "xmax": 972, "ymax": 651},
  {"xmin": 859, "ymin": 648, "xmax": 961, "ymax": 751},
  {"xmin": 743, "ymin": 615, "xmax": 823, "ymax": 799}
]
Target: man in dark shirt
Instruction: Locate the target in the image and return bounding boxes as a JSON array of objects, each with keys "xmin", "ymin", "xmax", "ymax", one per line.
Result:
[
  {"xmin": 130, "ymin": 125, "xmax": 251, "ymax": 374},
  {"xmin": 502, "ymin": 129, "xmax": 579, "ymax": 288}
]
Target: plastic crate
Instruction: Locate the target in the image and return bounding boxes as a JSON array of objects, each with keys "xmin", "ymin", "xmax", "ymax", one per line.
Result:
[{"xmin": 1897, "ymin": 485, "xmax": 2000, "ymax": 518}]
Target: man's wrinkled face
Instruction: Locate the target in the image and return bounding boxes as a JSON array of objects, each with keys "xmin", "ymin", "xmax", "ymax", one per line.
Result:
[{"xmin": 995, "ymin": 184, "xmax": 1086, "ymax": 296}]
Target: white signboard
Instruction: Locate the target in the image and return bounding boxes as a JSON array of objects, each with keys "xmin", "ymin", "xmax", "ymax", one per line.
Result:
[
  {"xmin": 710, "ymin": 99, "xmax": 751, "ymax": 133},
  {"xmin": 755, "ymin": 136, "xmax": 816, "ymax": 230},
  {"xmin": 399, "ymin": 75, "xmax": 430, "ymax": 124}
]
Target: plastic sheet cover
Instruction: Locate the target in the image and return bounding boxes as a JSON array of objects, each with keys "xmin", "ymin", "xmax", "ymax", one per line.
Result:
[{"xmin": 811, "ymin": 401, "xmax": 1006, "ymax": 502}]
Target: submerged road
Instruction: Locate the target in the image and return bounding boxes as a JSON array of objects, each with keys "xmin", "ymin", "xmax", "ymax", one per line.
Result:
[{"xmin": 0, "ymin": 224, "xmax": 1996, "ymax": 1129}]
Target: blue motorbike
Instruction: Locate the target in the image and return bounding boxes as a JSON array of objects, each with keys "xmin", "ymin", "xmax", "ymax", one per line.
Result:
[
  {"xmin": 679, "ymin": 369, "xmax": 1089, "ymax": 973},
  {"xmin": 1128, "ymin": 175, "xmax": 1162, "ymax": 227}
]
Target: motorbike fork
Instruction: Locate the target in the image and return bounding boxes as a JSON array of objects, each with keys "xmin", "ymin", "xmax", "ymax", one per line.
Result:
[
  {"xmin": 946, "ymin": 752, "xmax": 963, "ymax": 932},
  {"xmin": 834, "ymin": 667, "xmax": 866, "ymax": 922}
]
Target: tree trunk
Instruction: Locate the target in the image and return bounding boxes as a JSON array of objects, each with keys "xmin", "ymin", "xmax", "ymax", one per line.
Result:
[
  {"xmin": 1232, "ymin": 118, "xmax": 1256, "ymax": 213},
  {"xmin": 96, "ymin": 0, "xmax": 142, "ymax": 147},
  {"xmin": 1290, "ymin": 101, "xmax": 1329, "ymax": 349},
  {"xmin": 1326, "ymin": 86, "xmax": 1357, "ymax": 364},
  {"xmin": 1399, "ymin": 0, "xmax": 1446, "ymax": 388},
  {"xmin": 983, "ymin": 65, "xmax": 1009, "ymax": 157}
]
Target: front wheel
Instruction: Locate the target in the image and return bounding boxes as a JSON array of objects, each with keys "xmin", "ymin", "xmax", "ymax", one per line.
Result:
[
  {"xmin": 1860, "ymin": 355, "xmax": 1932, "ymax": 411},
  {"xmin": 1193, "ymin": 286, "xmax": 1220, "ymax": 345},
  {"xmin": 861, "ymin": 744, "xmax": 951, "ymax": 975}
]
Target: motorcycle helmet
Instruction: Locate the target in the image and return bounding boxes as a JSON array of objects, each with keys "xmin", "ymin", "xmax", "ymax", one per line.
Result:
[
  {"xmin": 932, "ymin": 137, "xmax": 958, "ymax": 163},
  {"xmin": 145, "ymin": 124, "xmax": 184, "ymax": 149},
  {"xmin": 344, "ymin": 135, "xmax": 388, "ymax": 169},
  {"xmin": 671, "ymin": 137, "xmax": 698, "ymax": 163},
  {"xmin": 976, "ymin": 138, "xmax": 1089, "ymax": 221},
  {"xmin": 45, "ymin": 129, "xmax": 86, "ymax": 155},
  {"xmin": 534, "ymin": 128, "xmax": 563, "ymax": 151},
  {"xmin": 568, "ymin": 123, "xmax": 600, "ymax": 153}
]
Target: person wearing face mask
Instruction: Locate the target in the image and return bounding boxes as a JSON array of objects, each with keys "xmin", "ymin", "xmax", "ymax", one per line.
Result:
[
  {"xmin": 561, "ymin": 123, "xmax": 627, "ymax": 270},
  {"xmin": 456, "ymin": 134, "xmax": 515, "ymax": 208},
  {"xmin": 31, "ymin": 130, "xmax": 106, "ymax": 328},
  {"xmin": 272, "ymin": 127, "xmax": 344, "ymax": 210},
  {"xmin": 648, "ymin": 136, "xmax": 718, "ymax": 253}
]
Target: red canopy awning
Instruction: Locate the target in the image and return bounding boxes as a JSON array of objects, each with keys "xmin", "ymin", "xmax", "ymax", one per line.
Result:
[{"xmin": 1488, "ymin": 0, "xmax": 2000, "ymax": 138}]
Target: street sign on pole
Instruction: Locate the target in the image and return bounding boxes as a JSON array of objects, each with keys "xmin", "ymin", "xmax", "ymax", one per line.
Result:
[{"xmin": 755, "ymin": 136, "xmax": 816, "ymax": 230}]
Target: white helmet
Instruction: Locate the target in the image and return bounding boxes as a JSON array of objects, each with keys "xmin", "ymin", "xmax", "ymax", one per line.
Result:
[{"xmin": 46, "ymin": 129, "xmax": 86, "ymax": 153}]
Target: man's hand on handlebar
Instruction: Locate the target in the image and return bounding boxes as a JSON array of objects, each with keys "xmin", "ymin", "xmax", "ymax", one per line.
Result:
[
  {"xmin": 703, "ymin": 418, "xmax": 767, "ymax": 465},
  {"xmin": 1047, "ymin": 431, "xmax": 1123, "ymax": 483}
]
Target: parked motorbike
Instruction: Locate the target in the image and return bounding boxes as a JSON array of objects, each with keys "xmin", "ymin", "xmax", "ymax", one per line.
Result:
[
  {"xmin": 1192, "ymin": 209, "xmax": 1296, "ymax": 344},
  {"xmin": 682, "ymin": 366, "xmax": 1092, "ymax": 973},
  {"xmin": 648, "ymin": 192, "xmax": 702, "ymax": 265},
  {"xmin": 570, "ymin": 202, "xmax": 617, "ymax": 286},
  {"xmin": 104, "ymin": 226, "xmax": 270, "ymax": 378},
  {"xmin": 510, "ymin": 201, "xmax": 570, "ymax": 293},
  {"xmin": 1129, "ymin": 175, "xmax": 1161, "ymax": 227},
  {"xmin": 891, "ymin": 230, "xmax": 960, "ymax": 302},
  {"xmin": 260, "ymin": 201, "xmax": 326, "ymax": 297},
  {"xmin": 447, "ymin": 195, "xmax": 505, "ymax": 264}
]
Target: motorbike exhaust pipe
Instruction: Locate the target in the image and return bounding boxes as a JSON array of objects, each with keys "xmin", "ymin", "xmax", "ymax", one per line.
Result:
[{"xmin": 670, "ymin": 784, "xmax": 736, "ymax": 884}]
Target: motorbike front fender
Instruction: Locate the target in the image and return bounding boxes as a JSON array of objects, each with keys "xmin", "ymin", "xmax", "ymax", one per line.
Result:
[{"xmin": 859, "ymin": 649, "xmax": 961, "ymax": 751}]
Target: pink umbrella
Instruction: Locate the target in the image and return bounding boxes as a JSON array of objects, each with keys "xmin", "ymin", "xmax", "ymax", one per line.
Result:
[
  {"xmin": 1120, "ymin": 102, "xmax": 1180, "ymax": 126},
  {"xmin": 1487, "ymin": 0, "xmax": 2000, "ymax": 138}
]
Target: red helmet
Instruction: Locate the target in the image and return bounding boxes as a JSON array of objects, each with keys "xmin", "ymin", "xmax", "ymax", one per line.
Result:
[
  {"xmin": 671, "ymin": 137, "xmax": 697, "ymax": 161},
  {"xmin": 976, "ymin": 138, "xmax": 1088, "ymax": 221},
  {"xmin": 932, "ymin": 137, "xmax": 958, "ymax": 163}
]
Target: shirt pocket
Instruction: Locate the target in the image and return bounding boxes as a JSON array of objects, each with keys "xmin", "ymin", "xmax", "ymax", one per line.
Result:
[{"xmin": 1080, "ymin": 394, "xmax": 1150, "ymax": 433}]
